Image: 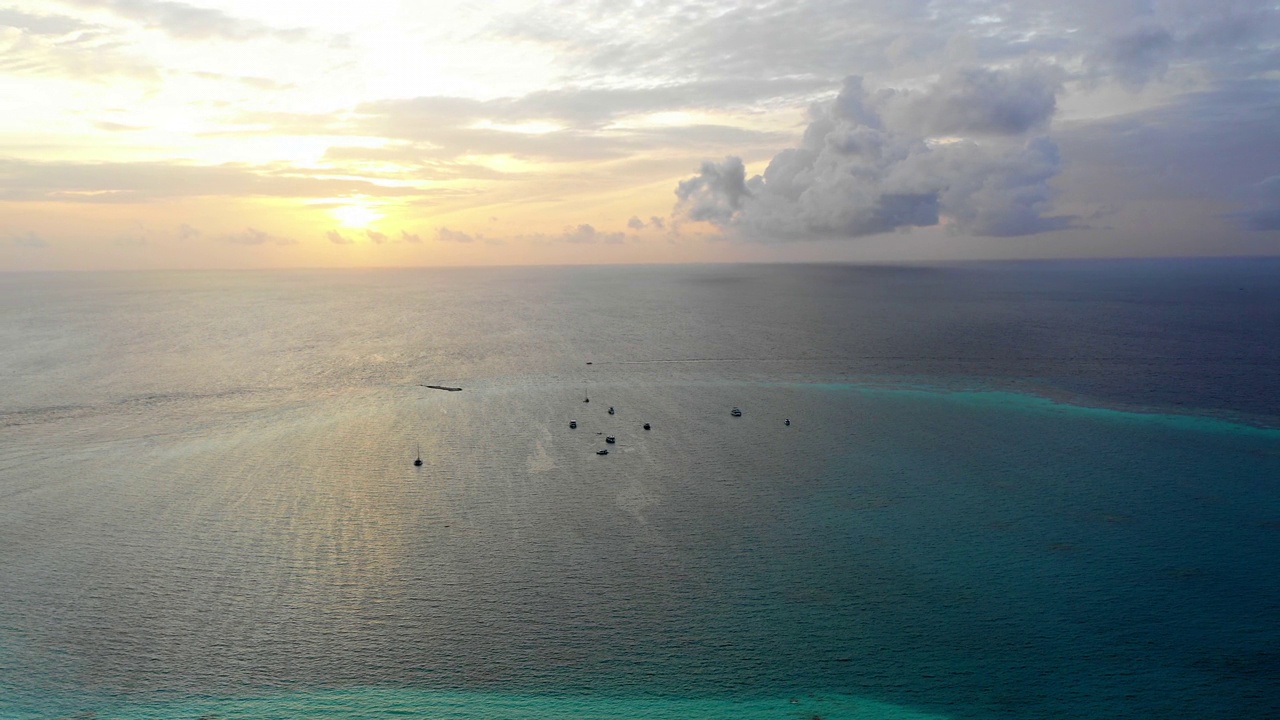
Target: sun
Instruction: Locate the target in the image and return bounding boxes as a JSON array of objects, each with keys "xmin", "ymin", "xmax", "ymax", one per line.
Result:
[{"xmin": 331, "ymin": 203, "xmax": 384, "ymax": 228}]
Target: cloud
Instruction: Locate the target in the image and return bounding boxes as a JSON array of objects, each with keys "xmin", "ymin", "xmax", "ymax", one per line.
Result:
[
  {"xmin": 0, "ymin": 159, "xmax": 423, "ymax": 202},
  {"xmin": 177, "ymin": 223, "xmax": 200, "ymax": 240},
  {"xmin": 1241, "ymin": 176, "xmax": 1280, "ymax": 231},
  {"xmin": 61, "ymin": 0, "xmax": 310, "ymax": 42},
  {"xmin": 886, "ymin": 64, "xmax": 1063, "ymax": 137},
  {"xmin": 674, "ymin": 72, "xmax": 1072, "ymax": 240},
  {"xmin": 436, "ymin": 227, "xmax": 477, "ymax": 243},
  {"xmin": 365, "ymin": 229, "xmax": 388, "ymax": 244},
  {"xmin": 399, "ymin": 230, "xmax": 422, "ymax": 243},
  {"xmin": 623, "ymin": 215, "xmax": 670, "ymax": 231},
  {"xmin": 219, "ymin": 227, "xmax": 295, "ymax": 245},
  {"xmin": 0, "ymin": 14, "xmax": 159, "ymax": 81},
  {"xmin": 563, "ymin": 224, "xmax": 626, "ymax": 244},
  {"xmin": 0, "ymin": 8, "xmax": 93, "ymax": 35},
  {"xmin": 326, "ymin": 230, "xmax": 354, "ymax": 245},
  {"xmin": 10, "ymin": 231, "xmax": 48, "ymax": 248}
]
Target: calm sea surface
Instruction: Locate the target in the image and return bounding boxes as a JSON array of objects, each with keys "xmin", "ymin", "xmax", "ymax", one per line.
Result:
[{"xmin": 2, "ymin": 260, "xmax": 1278, "ymax": 719}]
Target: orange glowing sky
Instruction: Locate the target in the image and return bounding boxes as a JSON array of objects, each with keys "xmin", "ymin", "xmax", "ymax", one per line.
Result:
[{"xmin": 2, "ymin": 0, "xmax": 1278, "ymax": 270}]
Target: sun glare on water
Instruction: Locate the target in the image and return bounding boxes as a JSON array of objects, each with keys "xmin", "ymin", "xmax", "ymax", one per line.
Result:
[{"xmin": 331, "ymin": 204, "xmax": 384, "ymax": 228}]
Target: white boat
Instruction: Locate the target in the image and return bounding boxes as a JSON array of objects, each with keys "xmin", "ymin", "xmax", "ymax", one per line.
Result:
[
  {"xmin": 596, "ymin": 448, "xmax": 609, "ymax": 455},
  {"xmin": 605, "ymin": 435, "xmax": 616, "ymax": 444},
  {"xmin": 569, "ymin": 420, "xmax": 577, "ymax": 428},
  {"xmin": 731, "ymin": 407, "xmax": 742, "ymax": 417},
  {"xmin": 608, "ymin": 406, "xmax": 615, "ymax": 415}
]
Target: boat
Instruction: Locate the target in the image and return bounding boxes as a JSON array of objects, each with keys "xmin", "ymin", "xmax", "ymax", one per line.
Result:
[
  {"xmin": 643, "ymin": 423, "xmax": 650, "ymax": 430},
  {"xmin": 784, "ymin": 418, "xmax": 791, "ymax": 426},
  {"xmin": 596, "ymin": 448, "xmax": 609, "ymax": 455},
  {"xmin": 731, "ymin": 407, "xmax": 742, "ymax": 417},
  {"xmin": 413, "ymin": 444, "xmax": 423, "ymax": 467},
  {"xmin": 608, "ymin": 406, "xmax": 615, "ymax": 415},
  {"xmin": 584, "ymin": 393, "xmax": 590, "ymax": 403},
  {"xmin": 605, "ymin": 435, "xmax": 616, "ymax": 444},
  {"xmin": 569, "ymin": 420, "xmax": 577, "ymax": 428}
]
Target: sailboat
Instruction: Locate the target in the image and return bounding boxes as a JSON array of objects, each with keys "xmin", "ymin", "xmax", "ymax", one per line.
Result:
[{"xmin": 413, "ymin": 444, "xmax": 423, "ymax": 467}]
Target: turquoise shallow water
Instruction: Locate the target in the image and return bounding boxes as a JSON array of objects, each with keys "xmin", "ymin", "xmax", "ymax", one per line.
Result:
[
  {"xmin": 5, "ymin": 384, "xmax": 1277, "ymax": 719},
  {"xmin": 2, "ymin": 263, "xmax": 1279, "ymax": 718}
]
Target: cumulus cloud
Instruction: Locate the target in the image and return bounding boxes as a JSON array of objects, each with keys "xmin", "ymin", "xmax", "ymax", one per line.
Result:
[
  {"xmin": 326, "ymin": 230, "xmax": 354, "ymax": 245},
  {"xmin": 627, "ymin": 215, "xmax": 669, "ymax": 231},
  {"xmin": 399, "ymin": 230, "xmax": 422, "ymax": 243},
  {"xmin": 564, "ymin": 224, "xmax": 627, "ymax": 244},
  {"xmin": 436, "ymin": 227, "xmax": 477, "ymax": 243},
  {"xmin": 887, "ymin": 64, "xmax": 1063, "ymax": 137},
  {"xmin": 220, "ymin": 227, "xmax": 295, "ymax": 245},
  {"xmin": 366, "ymin": 229, "xmax": 388, "ymax": 244},
  {"xmin": 675, "ymin": 72, "xmax": 1072, "ymax": 240}
]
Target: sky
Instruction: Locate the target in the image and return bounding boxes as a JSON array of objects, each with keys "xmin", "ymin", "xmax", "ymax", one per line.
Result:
[{"xmin": 1, "ymin": 0, "xmax": 1278, "ymax": 270}]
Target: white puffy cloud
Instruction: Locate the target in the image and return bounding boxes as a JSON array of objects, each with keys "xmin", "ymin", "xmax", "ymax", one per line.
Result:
[{"xmin": 675, "ymin": 71, "xmax": 1071, "ymax": 240}]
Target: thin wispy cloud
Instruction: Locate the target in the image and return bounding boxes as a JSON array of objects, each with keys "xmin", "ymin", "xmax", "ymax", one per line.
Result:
[{"xmin": 60, "ymin": 0, "xmax": 311, "ymax": 42}]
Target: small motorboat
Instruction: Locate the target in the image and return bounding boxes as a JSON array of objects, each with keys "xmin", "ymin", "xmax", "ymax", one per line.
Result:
[
  {"xmin": 569, "ymin": 420, "xmax": 577, "ymax": 428},
  {"xmin": 596, "ymin": 448, "xmax": 609, "ymax": 455},
  {"xmin": 643, "ymin": 423, "xmax": 650, "ymax": 430},
  {"xmin": 608, "ymin": 406, "xmax": 615, "ymax": 415},
  {"xmin": 731, "ymin": 407, "xmax": 742, "ymax": 417},
  {"xmin": 784, "ymin": 419, "xmax": 791, "ymax": 426},
  {"xmin": 605, "ymin": 435, "xmax": 616, "ymax": 444}
]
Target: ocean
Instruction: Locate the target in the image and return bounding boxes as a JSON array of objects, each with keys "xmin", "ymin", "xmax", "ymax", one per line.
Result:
[{"xmin": 1, "ymin": 260, "xmax": 1278, "ymax": 719}]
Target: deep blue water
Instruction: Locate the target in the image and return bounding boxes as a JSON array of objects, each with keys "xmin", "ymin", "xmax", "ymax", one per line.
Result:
[{"xmin": 1, "ymin": 259, "xmax": 1278, "ymax": 719}]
